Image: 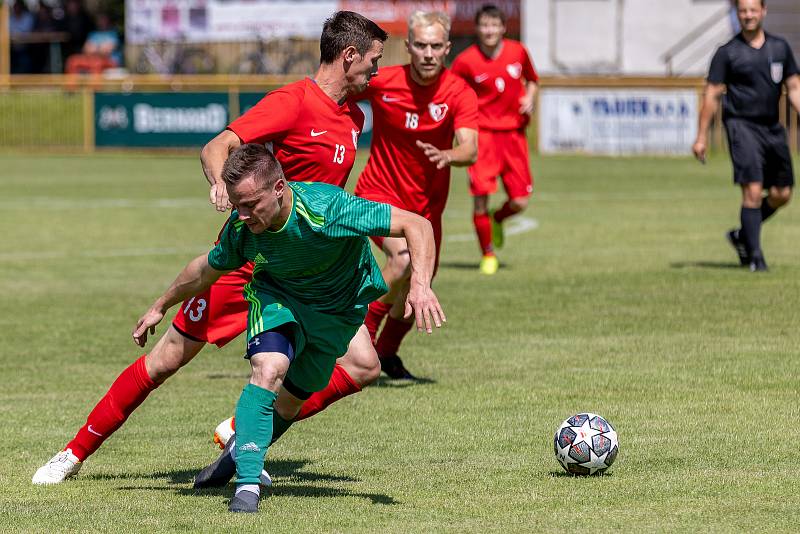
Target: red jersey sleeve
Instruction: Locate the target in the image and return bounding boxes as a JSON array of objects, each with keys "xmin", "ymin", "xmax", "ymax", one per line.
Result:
[
  {"xmin": 227, "ymin": 87, "xmax": 302, "ymax": 144},
  {"xmin": 452, "ymin": 80, "xmax": 479, "ymax": 131},
  {"xmin": 450, "ymin": 55, "xmax": 470, "ymax": 81},
  {"xmin": 521, "ymin": 46, "xmax": 539, "ymax": 83}
]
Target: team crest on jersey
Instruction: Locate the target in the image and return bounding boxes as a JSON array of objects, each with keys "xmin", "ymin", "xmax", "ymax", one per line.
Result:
[
  {"xmin": 495, "ymin": 77, "xmax": 506, "ymax": 93},
  {"xmin": 506, "ymin": 62, "xmax": 522, "ymax": 79},
  {"xmin": 351, "ymin": 128, "xmax": 360, "ymax": 149},
  {"xmin": 771, "ymin": 62, "xmax": 783, "ymax": 83},
  {"xmin": 428, "ymin": 102, "xmax": 449, "ymax": 122}
]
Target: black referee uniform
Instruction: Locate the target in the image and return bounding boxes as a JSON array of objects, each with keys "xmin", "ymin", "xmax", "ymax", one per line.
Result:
[{"xmin": 707, "ymin": 31, "xmax": 798, "ymax": 269}]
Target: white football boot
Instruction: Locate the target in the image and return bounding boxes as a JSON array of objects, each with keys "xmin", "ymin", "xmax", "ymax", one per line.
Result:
[
  {"xmin": 213, "ymin": 417, "xmax": 235, "ymax": 449},
  {"xmin": 32, "ymin": 449, "xmax": 82, "ymax": 485}
]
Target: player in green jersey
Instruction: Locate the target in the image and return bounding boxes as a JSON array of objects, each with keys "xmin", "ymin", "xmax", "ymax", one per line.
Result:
[{"xmin": 132, "ymin": 144, "xmax": 444, "ymax": 513}]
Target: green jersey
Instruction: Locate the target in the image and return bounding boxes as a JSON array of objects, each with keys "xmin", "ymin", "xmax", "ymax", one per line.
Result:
[{"xmin": 208, "ymin": 182, "xmax": 391, "ymax": 313}]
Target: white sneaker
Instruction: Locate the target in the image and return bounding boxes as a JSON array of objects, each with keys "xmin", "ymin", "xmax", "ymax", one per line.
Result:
[
  {"xmin": 32, "ymin": 449, "xmax": 82, "ymax": 485},
  {"xmin": 213, "ymin": 417, "xmax": 235, "ymax": 449}
]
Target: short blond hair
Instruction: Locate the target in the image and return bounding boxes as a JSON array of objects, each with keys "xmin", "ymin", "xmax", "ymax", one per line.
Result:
[{"xmin": 407, "ymin": 10, "xmax": 451, "ymax": 40}]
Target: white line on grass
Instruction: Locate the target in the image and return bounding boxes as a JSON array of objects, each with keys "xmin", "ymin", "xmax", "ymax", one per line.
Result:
[{"xmin": 446, "ymin": 216, "xmax": 538, "ymax": 242}]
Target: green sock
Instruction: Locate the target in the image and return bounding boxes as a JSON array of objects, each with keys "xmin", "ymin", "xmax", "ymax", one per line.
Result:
[
  {"xmin": 234, "ymin": 384, "xmax": 277, "ymax": 485},
  {"xmin": 270, "ymin": 411, "xmax": 295, "ymax": 445}
]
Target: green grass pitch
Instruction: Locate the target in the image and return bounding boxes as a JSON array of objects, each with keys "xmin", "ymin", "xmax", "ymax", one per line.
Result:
[{"xmin": 1, "ymin": 151, "xmax": 799, "ymax": 532}]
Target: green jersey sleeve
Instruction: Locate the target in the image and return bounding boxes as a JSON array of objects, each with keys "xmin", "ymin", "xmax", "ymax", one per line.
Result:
[
  {"xmin": 207, "ymin": 212, "xmax": 247, "ymax": 271},
  {"xmin": 322, "ymin": 190, "xmax": 392, "ymax": 239}
]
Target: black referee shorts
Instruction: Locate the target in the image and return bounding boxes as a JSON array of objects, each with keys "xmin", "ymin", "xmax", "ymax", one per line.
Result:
[{"xmin": 725, "ymin": 119, "xmax": 795, "ymax": 188}]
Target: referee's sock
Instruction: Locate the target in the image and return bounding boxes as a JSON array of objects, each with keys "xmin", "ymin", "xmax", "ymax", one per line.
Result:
[
  {"xmin": 740, "ymin": 206, "xmax": 763, "ymax": 257},
  {"xmin": 760, "ymin": 198, "xmax": 778, "ymax": 223}
]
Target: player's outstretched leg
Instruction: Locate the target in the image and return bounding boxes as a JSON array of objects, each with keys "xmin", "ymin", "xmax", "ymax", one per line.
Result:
[
  {"xmin": 473, "ymin": 195, "xmax": 498, "ymax": 275},
  {"xmin": 32, "ymin": 327, "xmax": 204, "ymax": 485}
]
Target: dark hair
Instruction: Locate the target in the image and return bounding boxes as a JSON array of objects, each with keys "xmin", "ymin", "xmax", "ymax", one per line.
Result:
[
  {"xmin": 475, "ymin": 4, "xmax": 507, "ymax": 25},
  {"xmin": 320, "ymin": 11, "xmax": 388, "ymax": 64},
  {"xmin": 736, "ymin": 0, "xmax": 765, "ymax": 7},
  {"xmin": 222, "ymin": 144, "xmax": 284, "ymax": 188}
]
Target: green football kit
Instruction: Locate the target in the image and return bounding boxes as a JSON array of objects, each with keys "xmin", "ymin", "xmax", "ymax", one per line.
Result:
[{"xmin": 207, "ymin": 181, "xmax": 392, "ymax": 485}]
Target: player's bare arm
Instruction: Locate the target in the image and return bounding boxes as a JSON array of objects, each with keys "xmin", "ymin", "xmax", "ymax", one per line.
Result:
[
  {"xmin": 386, "ymin": 206, "xmax": 445, "ymax": 333},
  {"xmin": 692, "ymin": 82, "xmax": 725, "ymax": 163},
  {"xmin": 133, "ymin": 255, "xmax": 228, "ymax": 347},
  {"xmin": 415, "ymin": 127, "xmax": 478, "ymax": 170},
  {"xmin": 786, "ymin": 74, "xmax": 800, "ymax": 113},
  {"xmin": 519, "ymin": 80, "xmax": 538, "ymax": 115},
  {"xmin": 200, "ymin": 129, "xmax": 242, "ymax": 212}
]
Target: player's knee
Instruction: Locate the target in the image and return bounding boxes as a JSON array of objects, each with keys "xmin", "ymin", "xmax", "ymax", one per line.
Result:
[
  {"xmin": 249, "ymin": 359, "xmax": 286, "ymax": 391},
  {"xmin": 386, "ymin": 250, "xmax": 412, "ymax": 278},
  {"xmin": 770, "ymin": 188, "xmax": 792, "ymax": 207},
  {"xmin": 146, "ymin": 345, "xmax": 187, "ymax": 383},
  {"xmin": 509, "ymin": 196, "xmax": 529, "ymax": 212},
  {"xmin": 350, "ymin": 354, "xmax": 381, "ymax": 387}
]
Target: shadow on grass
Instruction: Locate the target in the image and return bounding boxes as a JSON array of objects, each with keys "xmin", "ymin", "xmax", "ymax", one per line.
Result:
[
  {"xmin": 205, "ymin": 373, "xmax": 249, "ymax": 380},
  {"xmin": 670, "ymin": 261, "xmax": 744, "ymax": 270},
  {"xmin": 371, "ymin": 375, "xmax": 437, "ymax": 388},
  {"xmin": 548, "ymin": 470, "xmax": 615, "ymax": 478},
  {"xmin": 438, "ymin": 261, "xmax": 510, "ymax": 271},
  {"xmin": 115, "ymin": 459, "xmax": 398, "ymax": 505}
]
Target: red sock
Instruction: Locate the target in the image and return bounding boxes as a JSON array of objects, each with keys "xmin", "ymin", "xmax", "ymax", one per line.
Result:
[
  {"xmin": 364, "ymin": 301, "xmax": 392, "ymax": 344},
  {"xmin": 473, "ymin": 212, "xmax": 494, "ymax": 255},
  {"xmin": 375, "ymin": 316, "xmax": 414, "ymax": 357},
  {"xmin": 295, "ymin": 364, "xmax": 361, "ymax": 421},
  {"xmin": 493, "ymin": 201, "xmax": 518, "ymax": 223},
  {"xmin": 66, "ymin": 355, "xmax": 158, "ymax": 461}
]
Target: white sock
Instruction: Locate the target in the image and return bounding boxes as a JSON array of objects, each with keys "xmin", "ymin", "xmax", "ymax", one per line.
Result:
[{"xmin": 235, "ymin": 484, "xmax": 259, "ymax": 496}]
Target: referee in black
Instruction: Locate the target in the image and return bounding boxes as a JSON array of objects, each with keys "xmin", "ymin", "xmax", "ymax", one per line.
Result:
[{"xmin": 693, "ymin": 0, "xmax": 800, "ymax": 272}]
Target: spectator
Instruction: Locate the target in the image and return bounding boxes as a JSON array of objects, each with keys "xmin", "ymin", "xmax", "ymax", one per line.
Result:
[
  {"xmin": 65, "ymin": 12, "xmax": 121, "ymax": 74},
  {"xmin": 30, "ymin": 3, "xmax": 57, "ymax": 73},
  {"xmin": 9, "ymin": 0, "xmax": 35, "ymax": 74},
  {"xmin": 83, "ymin": 12, "xmax": 122, "ymax": 67},
  {"xmin": 57, "ymin": 0, "xmax": 95, "ymax": 64}
]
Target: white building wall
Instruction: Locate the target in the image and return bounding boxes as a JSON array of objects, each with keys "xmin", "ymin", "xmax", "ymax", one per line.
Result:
[{"xmin": 523, "ymin": 0, "xmax": 734, "ymax": 76}]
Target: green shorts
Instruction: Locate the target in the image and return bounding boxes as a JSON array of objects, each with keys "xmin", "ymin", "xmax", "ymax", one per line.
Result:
[{"xmin": 243, "ymin": 284, "xmax": 366, "ymax": 393}]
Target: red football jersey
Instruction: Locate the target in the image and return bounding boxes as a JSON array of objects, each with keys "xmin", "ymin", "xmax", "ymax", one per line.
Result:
[
  {"xmin": 228, "ymin": 78, "xmax": 364, "ymax": 187},
  {"xmin": 355, "ymin": 65, "xmax": 479, "ymax": 218},
  {"xmin": 451, "ymin": 39, "xmax": 538, "ymax": 131}
]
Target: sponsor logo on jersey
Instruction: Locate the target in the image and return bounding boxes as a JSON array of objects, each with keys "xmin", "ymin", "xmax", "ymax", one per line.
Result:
[
  {"xmin": 253, "ymin": 252, "xmax": 268, "ymax": 264},
  {"xmin": 428, "ymin": 102, "xmax": 449, "ymax": 122},
  {"xmin": 381, "ymin": 94, "xmax": 402, "ymax": 102},
  {"xmin": 474, "ymin": 73, "xmax": 489, "ymax": 83},
  {"xmin": 310, "ymin": 129, "xmax": 327, "ymax": 137},
  {"xmin": 771, "ymin": 62, "xmax": 783, "ymax": 83},
  {"xmin": 351, "ymin": 128, "xmax": 360, "ymax": 149}
]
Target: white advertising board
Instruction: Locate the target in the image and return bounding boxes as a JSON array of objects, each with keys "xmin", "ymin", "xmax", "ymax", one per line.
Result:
[
  {"xmin": 126, "ymin": 0, "xmax": 338, "ymax": 43},
  {"xmin": 538, "ymin": 88, "xmax": 698, "ymax": 155}
]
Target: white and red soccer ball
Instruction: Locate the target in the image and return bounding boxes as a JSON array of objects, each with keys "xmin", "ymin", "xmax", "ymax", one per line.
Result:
[{"xmin": 554, "ymin": 412, "xmax": 619, "ymax": 475}]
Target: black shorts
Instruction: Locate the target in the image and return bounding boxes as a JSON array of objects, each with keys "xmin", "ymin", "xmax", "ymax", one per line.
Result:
[{"xmin": 725, "ymin": 119, "xmax": 795, "ymax": 188}]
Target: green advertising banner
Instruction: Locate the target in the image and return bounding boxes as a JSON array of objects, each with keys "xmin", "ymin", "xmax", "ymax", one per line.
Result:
[
  {"xmin": 95, "ymin": 93, "xmax": 229, "ymax": 147},
  {"xmin": 238, "ymin": 92, "xmax": 373, "ymax": 148}
]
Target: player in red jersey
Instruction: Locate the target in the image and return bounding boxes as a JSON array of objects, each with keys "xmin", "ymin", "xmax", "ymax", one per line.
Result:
[
  {"xmin": 32, "ymin": 12, "xmax": 389, "ymax": 485},
  {"xmin": 451, "ymin": 4, "xmax": 539, "ymax": 275},
  {"xmin": 357, "ymin": 10, "xmax": 479, "ymax": 379}
]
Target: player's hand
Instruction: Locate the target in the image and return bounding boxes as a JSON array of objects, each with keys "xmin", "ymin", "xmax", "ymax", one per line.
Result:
[
  {"xmin": 210, "ymin": 182, "xmax": 232, "ymax": 212},
  {"xmin": 416, "ymin": 140, "xmax": 452, "ymax": 170},
  {"xmin": 404, "ymin": 283, "xmax": 446, "ymax": 334},
  {"xmin": 132, "ymin": 307, "xmax": 165, "ymax": 347},
  {"xmin": 519, "ymin": 95, "xmax": 535, "ymax": 115},
  {"xmin": 692, "ymin": 139, "xmax": 707, "ymax": 164}
]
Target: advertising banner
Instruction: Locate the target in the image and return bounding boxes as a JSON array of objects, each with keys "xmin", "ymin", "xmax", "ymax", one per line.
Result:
[
  {"xmin": 126, "ymin": 0, "xmax": 521, "ymax": 43},
  {"xmin": 538, "ymin": 88, "xmax": 698, "ymax": 155},
  {"xmin": 95, "ymin": 92, "xmax": 229, "ymax": 147}
]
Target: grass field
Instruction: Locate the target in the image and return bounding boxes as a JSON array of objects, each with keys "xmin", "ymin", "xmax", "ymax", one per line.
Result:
[{"xmin": 2, "ymin": 151, "xmax": 799, "ymax": 532}]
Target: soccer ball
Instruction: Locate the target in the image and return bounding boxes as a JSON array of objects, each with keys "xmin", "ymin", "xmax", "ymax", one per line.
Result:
[{"xmin": 554, "ymin": 412, "xmax": 619, "ymax": 475}]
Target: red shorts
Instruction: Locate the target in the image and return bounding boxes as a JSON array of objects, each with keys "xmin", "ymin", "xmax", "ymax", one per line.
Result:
[
  {"xmin": 171, "ymin": 265, "xmax": 252, "ymax": 347},
  {"xmin": 468, "ymin": 129, "xmax": 533, "ymax": 199}
]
